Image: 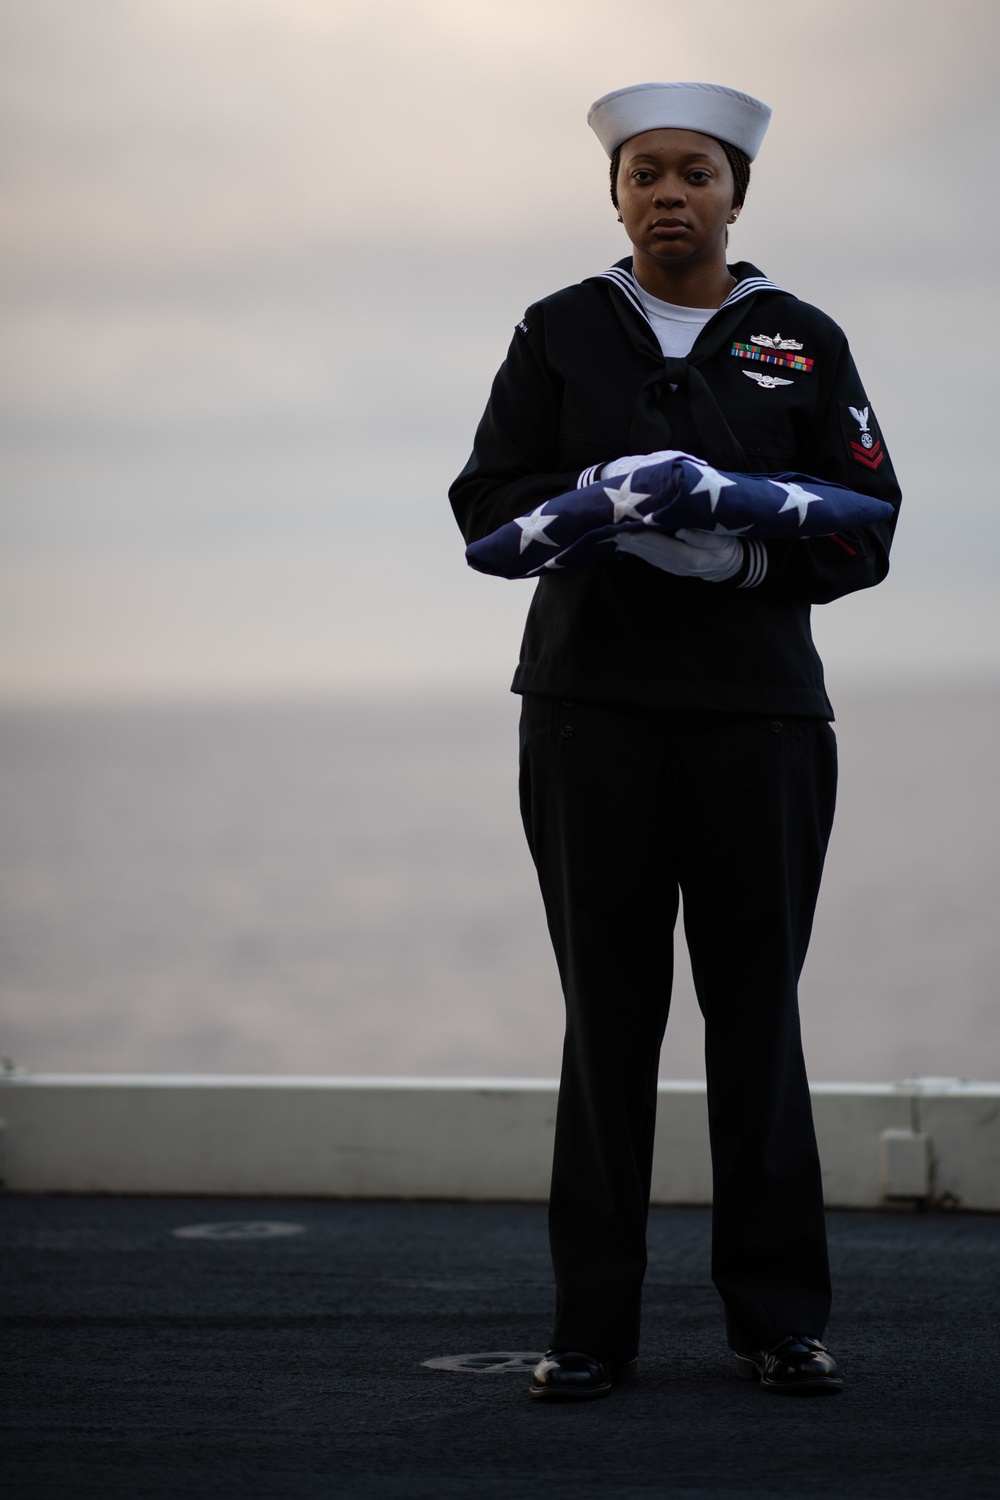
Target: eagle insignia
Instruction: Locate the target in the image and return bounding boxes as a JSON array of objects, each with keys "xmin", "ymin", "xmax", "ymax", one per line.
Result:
[
  {"xmin": 844, "ymin": 403, "xmax": 884, "ymax": 469},
  {"xmin": 743, "ymin": 370, "xmax": 794, "ymax": 390},
  {"xmin": 750, "ymin": 332, "xmax": 804, "ymax": 351}
]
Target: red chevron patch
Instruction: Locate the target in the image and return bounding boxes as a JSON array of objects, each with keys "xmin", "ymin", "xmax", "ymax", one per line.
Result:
[{"xmin": 850, "ymin": 439, "xmax": 884, "ymax": 470}]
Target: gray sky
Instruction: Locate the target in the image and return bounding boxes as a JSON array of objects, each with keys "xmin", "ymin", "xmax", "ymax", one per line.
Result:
[{"xmin": 1, "ymin": 0, "xmax": 998, "ymax": 697}]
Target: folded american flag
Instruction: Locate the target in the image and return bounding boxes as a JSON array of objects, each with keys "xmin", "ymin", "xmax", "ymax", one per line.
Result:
[{"xmin": 465, "ymin": 451, "xmax": 893, "ymax": 579}]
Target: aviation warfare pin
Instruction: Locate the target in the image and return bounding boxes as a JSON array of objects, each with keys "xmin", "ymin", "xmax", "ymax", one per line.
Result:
[{"xmin": 743, "ymin": 370, "xmax": 794, "ymax": 390}]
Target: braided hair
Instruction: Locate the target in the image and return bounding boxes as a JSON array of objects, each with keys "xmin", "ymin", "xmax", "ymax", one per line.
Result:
[{"xmin": 609, "ymin": 137, "xmax": 751, "ymax": 210}]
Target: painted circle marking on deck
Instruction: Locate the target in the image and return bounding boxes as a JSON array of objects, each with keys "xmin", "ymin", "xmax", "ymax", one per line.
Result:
[
  {"xmin": 172, "ymin": 1221, "xmax": 307, "ymax": 1240},
  {"xmin": 422, "ymin": 1351, "xmax": 544, "ymax": 1374}
]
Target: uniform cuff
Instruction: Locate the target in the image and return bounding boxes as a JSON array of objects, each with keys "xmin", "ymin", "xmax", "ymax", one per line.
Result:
[
  {"xmin": 734, "ymin": 538, "xmax": 768, "ymax": 588},
  {"xmin": 576, "ymin": 464, "xmax": 604, "ymax": 488}
]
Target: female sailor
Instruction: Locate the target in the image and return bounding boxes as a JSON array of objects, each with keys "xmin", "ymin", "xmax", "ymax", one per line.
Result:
[{"xmin": 450, "ymin": 80, "xmax": 900, "ymax": 1400}]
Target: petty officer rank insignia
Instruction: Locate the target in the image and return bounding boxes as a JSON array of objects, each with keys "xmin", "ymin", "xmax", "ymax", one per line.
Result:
[
  {"xmin": 731, "ymin": 337, "xmax": 814, "ymax": 374},
  {"xmin": 841, "ymin": 403, "xmax": 885, "ymax": 470}
]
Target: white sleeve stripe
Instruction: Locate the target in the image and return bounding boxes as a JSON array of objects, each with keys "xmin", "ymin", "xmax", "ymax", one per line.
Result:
[
  {"xmin": 749, "ymin": 540, "xmax": 767, "ymax": 586},
  {"xmin": 737, "ymin": 538, "xmax": 768, "ymax": 588},
  {"xmin": 576, "ymin": 464, "xmax": 601, "ymax": 488}
]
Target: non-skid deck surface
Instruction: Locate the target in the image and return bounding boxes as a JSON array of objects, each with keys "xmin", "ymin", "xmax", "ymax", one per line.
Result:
[{"xmin": 3, "ymin": 1197, "xmax": 998, "ymax": 1498}]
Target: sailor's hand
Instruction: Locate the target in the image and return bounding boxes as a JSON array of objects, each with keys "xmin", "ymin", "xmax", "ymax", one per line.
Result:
[{"xmin": 615, "ymin": 527, "xmax": 745, "ymax": 582}]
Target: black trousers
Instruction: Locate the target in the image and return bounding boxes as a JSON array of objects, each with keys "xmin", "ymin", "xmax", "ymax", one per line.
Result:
[{"xmin": 518, "ymin": 694, "xmax": 838, "ymax": 1363}]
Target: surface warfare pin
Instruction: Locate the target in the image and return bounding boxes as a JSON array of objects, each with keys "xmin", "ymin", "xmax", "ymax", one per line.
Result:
[{"xmin": 751, "ymin": 332, "xmax": 803, "ymax": 350}]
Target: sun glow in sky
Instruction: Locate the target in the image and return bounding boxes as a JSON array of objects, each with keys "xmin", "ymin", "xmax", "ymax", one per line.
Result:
[{"xmin": 1, "ymin": 0, "xmax": 998, "ymax": 696}]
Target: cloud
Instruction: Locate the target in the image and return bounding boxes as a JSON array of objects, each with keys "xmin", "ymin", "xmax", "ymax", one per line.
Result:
[
  {"xmin": 1, "ymin": 0, "xmax": 998, "ymax": 694},
  {"xmin": 2, "ymin": 0, "xmax": 996, "ymax": 271}
]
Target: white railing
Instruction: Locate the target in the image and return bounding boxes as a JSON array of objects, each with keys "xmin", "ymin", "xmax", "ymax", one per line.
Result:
[{"xmin": 1, "ymin": 1074, "xmax": 997, "ymax": 1209}]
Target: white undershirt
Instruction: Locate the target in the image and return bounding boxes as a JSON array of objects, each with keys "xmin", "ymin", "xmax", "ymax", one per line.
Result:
[{"xmin": 634, "ymin": 283, "xmax": 717, "ymax": 359}]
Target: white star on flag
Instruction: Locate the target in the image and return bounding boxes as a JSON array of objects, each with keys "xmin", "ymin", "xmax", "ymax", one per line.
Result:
[
  {"xmin": 603, "ymin": 470, "xmax": 651, "ymax": 524},
  {"xmin": 685, "ymin": 462, "xmax": 737, "ymax": 513},
  {"xmin": 771, "ymin": 480, "xmax": 823, "ymax": 526},
  {"xmin": 515, "ymin": 503, "xmax": 559, "ymax": 553}
]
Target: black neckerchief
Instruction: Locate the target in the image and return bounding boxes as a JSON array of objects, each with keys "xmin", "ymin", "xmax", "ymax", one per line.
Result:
[{"xmin": 584, "ymin": 259, "xmax": 785, "ymax": 468}]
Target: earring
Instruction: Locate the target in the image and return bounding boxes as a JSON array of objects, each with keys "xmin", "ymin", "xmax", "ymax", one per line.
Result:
[{"xmin": 617, "ymin": 214, "xmax": 623, "ymax": 223}]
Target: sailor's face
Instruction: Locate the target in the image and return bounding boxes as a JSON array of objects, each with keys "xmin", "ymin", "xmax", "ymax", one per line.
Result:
[{"xmin": 615, "ymin": 129, "xmax": 736, "ymax": 266}]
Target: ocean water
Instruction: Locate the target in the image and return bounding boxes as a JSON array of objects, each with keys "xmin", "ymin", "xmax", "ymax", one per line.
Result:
[{"xmin": 1, "ymin": 689, "xmax": 999, "ymax": 1082}]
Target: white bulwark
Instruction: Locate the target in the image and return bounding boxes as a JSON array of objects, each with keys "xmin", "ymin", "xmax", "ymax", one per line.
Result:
[{"xmin": 0, "ymin": 1074, "xmax": 998, "ymax": 1210}]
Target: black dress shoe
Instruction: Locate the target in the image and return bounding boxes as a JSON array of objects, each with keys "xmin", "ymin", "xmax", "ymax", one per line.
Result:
[
  {"xmin": 735, "ymin": 1334, "xmax": 842, "ymax": 1395},
  {"xmin": 529, "ymin": 1350, "xmax": 639, "ymax": 1402}
]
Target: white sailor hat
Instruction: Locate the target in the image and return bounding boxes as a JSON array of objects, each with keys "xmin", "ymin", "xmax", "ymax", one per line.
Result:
[{"xmin": 587, "ymin": 81, "xmax": 772, "ymax": 162}]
